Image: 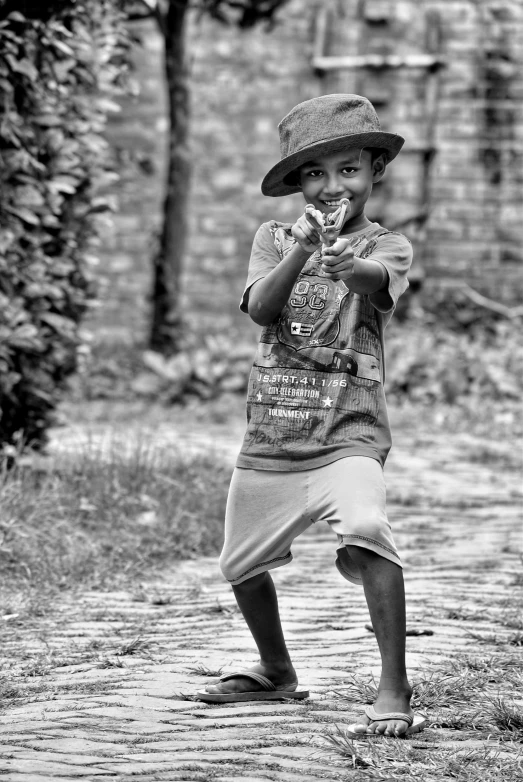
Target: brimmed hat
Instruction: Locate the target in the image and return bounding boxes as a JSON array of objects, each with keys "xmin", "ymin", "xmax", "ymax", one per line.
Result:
[{"xmin": 261, "ymin": 94, "xmax": 405, "ymax": 197}]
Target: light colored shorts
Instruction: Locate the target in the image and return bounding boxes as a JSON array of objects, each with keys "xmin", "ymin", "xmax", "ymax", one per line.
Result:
[{"xmin": 220, "ymin": 456, "xmax": 401, "ymax": 586}]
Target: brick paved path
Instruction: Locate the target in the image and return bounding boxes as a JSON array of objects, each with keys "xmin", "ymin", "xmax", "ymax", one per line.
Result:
[{"xmin": 1, "ymin": 426, "xmax": 521, "ymax": 781}]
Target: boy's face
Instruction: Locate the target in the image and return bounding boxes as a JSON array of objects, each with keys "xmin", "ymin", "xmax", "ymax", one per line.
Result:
[{"xmin": 297, "ymin": 148, "xmax": 385, "ymax": 230}]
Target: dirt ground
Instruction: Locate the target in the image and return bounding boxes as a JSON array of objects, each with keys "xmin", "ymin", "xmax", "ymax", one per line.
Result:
[{"xmin": 1, "ymin": 403, "xmax": 522, "ymax": 781}]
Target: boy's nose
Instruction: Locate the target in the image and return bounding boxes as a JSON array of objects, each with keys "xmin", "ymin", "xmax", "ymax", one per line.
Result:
[{"xmin": 323, "ymin": 176, "xmax": 345, "ymax": 196}]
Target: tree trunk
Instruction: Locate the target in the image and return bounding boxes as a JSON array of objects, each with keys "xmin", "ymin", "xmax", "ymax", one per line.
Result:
[{"xmin": 149, "ymin": 0, "xmax": 190, "ymax": 354}]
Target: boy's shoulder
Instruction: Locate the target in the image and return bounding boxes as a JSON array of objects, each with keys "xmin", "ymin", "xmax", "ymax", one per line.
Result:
[
  {"xmin": 256, "ymin": 220, "xmax": 295, "ymax": 259},
  {"xmin": 357, "ymin": 224, "xmax": 412, "ymax": 258},
  {"xmin": 264, "ymin": 219, "xmax": 294, "ymax": 235}
]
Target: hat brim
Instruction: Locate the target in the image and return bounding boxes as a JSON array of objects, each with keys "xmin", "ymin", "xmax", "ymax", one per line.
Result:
[{"xmin": 261, "ymin": 131, "xmax": 405, "ymax": 197}]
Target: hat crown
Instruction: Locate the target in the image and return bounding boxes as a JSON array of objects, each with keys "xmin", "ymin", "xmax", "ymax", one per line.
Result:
[{"xmin": 279, "ymin": 94, "xmax": 381, "ymax": 160}]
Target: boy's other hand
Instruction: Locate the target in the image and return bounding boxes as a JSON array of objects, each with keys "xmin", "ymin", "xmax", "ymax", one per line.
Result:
[
  {"xmin": 321, "ymin": 238, "xmax": 356, "ymax": 281},
  {"xmin": 291, "ymin": 209, "xmax": 324, "ymax": 253}
]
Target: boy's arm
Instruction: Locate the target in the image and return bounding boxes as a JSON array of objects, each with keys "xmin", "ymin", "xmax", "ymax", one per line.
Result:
[
  {"xmin": 247, "ymin": 210, "xmax": 323, "ymax": 326},
  {"xmin": 321, "ymin": 240, "xmax": 388, "ymax": 295},
  {"xmin": 247, "ymin": 242, "xmax": 313, "ymax": 326}
]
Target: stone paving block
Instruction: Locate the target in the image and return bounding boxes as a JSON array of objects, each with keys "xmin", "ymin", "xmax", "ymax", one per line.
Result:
[
  {"xmin": 98, "ymin": 759, "xmax": 216, "ymax": 773},
  {"xmin": 21, "ymin": 738, "xmax": 127, "ymax": 753},
  {"xmin": 216, "ymin": 777, "xmax": 286, "ymax": 782},
  {"xmin": 90, "ymin": 721, "xmax": 179, "ymax": 735},
  {"xmin": 124, "ymin": 750, "xmax": 253, "ymax": 763},
  {"xmin": 196, "ymin": 703, "xmax": 308, "ymax": 719},
  {"xmin": 79, "ymin": 706, "xmax": 199, "ymax": 723},
  {"xmin": 0, "ymin": 720, "xmax": 67, "ymax": 735},
  {"xmin": 0, "ymin": 705, "xmax": 56, "ymax": 724},
  {"xmin": 217, "ymin": 773, "xmax": 329, "ymax": 782},
  {"xmin": 3, "ymin": 749, "xmax": 116, "ymax": 764},
  {"xmin": 237, "ymin": 751, "xmax": 337, "ymax": 773},
  {"xmin": 87, "ymin": 694, "xmax": 204, "ymax": 712},
  {"xmin": 0, "ymin": 758, "xmax": 114, "ymax": 776},
  {"xmin": 180, "ymin": 715, "xmax": 308, "ymax": 728},
  {"xmin": 249, "ymin": 745, "xmax": 319, "ymax": 760},
  {"xmin": 0, "ymin": 776, "xmax": 116, "ymax": 782},
  {"xmin": 135, "ymin": 737, "xmax": 289, "ymax": 751}
]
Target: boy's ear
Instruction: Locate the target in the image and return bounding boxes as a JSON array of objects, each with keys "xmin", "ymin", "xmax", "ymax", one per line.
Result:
[{"xmin": 372, "ymin": 154, "xmax": 387, "ymax": 183}]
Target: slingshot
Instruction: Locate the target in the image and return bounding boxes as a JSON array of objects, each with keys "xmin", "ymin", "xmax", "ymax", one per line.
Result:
[{"xmin": 304, "ymin": 198, "xmax": 351, "ymax": 249}]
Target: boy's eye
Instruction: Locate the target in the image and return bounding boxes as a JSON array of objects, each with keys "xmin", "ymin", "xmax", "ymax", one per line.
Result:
[
  {"xmin": 342, "ymin": 167, "xmax": 357, "ymax": 174},
  {"xmin": 304, "ymin": 169, "xmax": 323, "ymax": 178}
]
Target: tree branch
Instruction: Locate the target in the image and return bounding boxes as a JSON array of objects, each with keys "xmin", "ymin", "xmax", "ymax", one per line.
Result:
[
  {"xmin": 134, "ymin": 0, "xmax": 168, "ymax": 35},
  {"xmin": 460, "ymin": 284, "xmax": 523, "ymax": 319}
]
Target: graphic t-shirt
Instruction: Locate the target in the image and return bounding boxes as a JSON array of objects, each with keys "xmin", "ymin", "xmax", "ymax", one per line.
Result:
[{"xmin": 236, "ymin": 221, "xmax": 412, "ymax": 471}]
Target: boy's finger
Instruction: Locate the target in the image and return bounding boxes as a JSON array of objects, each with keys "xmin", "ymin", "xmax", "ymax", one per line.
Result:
[
  {"xmin": 324, "ymin": 240, "xmax": 352, "ymax": 256},
  {"xmin": 302, "ymin": 224, "xmax": 321, "ymax": 243},
  {"xmin": 304, "ymin": 206, "xmax": 326, "ymax": 231},
  {"xmin": 321, "ymin": 254, "xmax": 340, "ymax": 266},
  {"xmin": 305, "ymin": 214, "xmax": 325, "ymax": 234}
]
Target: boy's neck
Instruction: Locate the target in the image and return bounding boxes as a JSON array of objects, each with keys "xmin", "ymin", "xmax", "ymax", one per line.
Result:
[{"xmin": 340, "ymin": 210, "xmax": 373, "ymax": 235}]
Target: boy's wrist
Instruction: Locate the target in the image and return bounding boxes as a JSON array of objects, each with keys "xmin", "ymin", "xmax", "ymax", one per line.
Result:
[{"xmin": 288, "ymin": 241, "xmax": 315, "ymax": 264}]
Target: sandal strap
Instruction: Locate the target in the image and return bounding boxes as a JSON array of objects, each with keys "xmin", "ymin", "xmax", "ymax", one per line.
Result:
[
  {"xmin": 220, "ymin": 671, "xmax": 276, "ymax": 691},
  {"xmin": 365, "ymin": 705, "xmax": 413, "ymax": 726}
]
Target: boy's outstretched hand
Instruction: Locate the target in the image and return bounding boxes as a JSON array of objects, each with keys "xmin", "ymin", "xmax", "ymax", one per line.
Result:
[
  {"xmin": 291, "ymin": 207, "xmax": 325, "ymax": 252},
  {"xmin": 321, "ymin": 238, "xmax": 357, "ymax": 282}
]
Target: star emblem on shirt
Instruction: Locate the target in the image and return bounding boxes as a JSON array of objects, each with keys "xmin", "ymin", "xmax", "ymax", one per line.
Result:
[
  {"xmin": 322, "ymin": 396, "xmax": 334, "ymax": 408},
  {"xmin": 291, "ymin": 323, "xmax": 300, "ymax": 334},
  {"xmin": 256, "ymin": 391, "xmax": 263, "ymax": 402}
]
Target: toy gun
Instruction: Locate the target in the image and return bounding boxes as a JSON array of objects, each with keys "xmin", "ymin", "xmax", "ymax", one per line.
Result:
[{"xmin": 304, "ymin": 198, "xmax": 351, "ymax": 249}]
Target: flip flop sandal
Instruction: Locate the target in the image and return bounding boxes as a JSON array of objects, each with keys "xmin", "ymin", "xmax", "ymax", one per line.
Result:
[
  {"xmin": 196, "ymin": 671, "xmax": 310, "ymax": 703},
  {"xmin": 346, "ymin": 705, "xmax": 428, "ymax": 738}
]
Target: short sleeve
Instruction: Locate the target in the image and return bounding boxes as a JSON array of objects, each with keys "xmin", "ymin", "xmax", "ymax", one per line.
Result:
[
  {"xmin": 239, "ymin": 222, "xmax": 283, "ymax": 313},
  {"xmin": 367, "ymin": 231, "xmax": 413, "ymax": 315}
]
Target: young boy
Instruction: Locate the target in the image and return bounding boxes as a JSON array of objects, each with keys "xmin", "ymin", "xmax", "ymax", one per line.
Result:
[{"xmin": 197, "ymin": 94, "xmax": 426, "ymax": 738}]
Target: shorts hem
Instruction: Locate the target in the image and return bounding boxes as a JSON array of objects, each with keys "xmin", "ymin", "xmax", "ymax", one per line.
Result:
[
  {"xmin": 226, "ymin": 552, "xmax": 293, "ymax": 586},
  {"xmin": 335, "ymin": 536, "xmax": 402, "ymax": 585}
]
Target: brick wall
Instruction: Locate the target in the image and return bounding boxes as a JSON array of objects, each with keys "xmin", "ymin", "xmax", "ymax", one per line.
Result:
[
  {"xmin": 100, "ymin": 0, "xmax": 522, "ymax": 342},
  {"xmin": 191, "ymin": 0, "xmax": 523, "ymax": 302}
]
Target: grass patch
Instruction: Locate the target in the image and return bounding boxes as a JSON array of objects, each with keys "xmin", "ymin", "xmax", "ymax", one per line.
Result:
[
  {"xmin": 0, "ymin": 440, "xmax": 230, "ymax": 596},
  {"xmin": 186, "ymin": 664, "xmax": 224, "ymax": 677},
  {"xmin": 315, "ymin": 725, "xmax": 376, "ymax": 768},
  {"xmin": 465, "ymin": 629, "xmax": 523, "ymax": 646},
  {"xmin": 411, "ymin": 672, "xmax": 477, "ymax": 710},
  {"xmin": 334, "ymin": 673, "xmax": 378, "ymax": 704},
  {"xmin": 335, "ymin": 671, "xmax": 476, "ymax": 711},
  {"xmin": 444, "ymin": 654, "xmax": 522, "ymax": 687},
  {"xmin": 484, "ymin": 696, "xmax": 523, "ymax": 739},
  {"xmin": 316, "ymin": 728, "xmax": 522, "ymax": 781}
]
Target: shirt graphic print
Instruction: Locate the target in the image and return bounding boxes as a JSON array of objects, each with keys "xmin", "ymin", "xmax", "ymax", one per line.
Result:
[{"xmin": 238, "ymin": 223, "xmax": 401, "ymax": 470}]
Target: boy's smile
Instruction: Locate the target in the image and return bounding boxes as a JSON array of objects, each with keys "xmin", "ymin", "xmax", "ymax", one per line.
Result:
[{"xmin": 298, "ymin": 148, "xmax": 385, "ymax": 234}]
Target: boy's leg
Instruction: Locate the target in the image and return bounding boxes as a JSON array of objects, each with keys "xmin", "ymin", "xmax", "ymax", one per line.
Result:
[
  {"xmin": 205, "ymin": 571, "xmax": 297, "ymax": 695},
  {"xmin": 346, "ymin": 545, "xmax": 413, "ymax": 737}
]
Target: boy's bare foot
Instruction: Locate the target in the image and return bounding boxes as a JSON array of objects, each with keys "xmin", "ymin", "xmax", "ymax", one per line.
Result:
[
  {"xmin": 351, "ymin": 684, "xmax": 414, "ymax": 737},
  {"xmin": 204, "ymin": 661, "xmax": 297, "ymax": 695}
]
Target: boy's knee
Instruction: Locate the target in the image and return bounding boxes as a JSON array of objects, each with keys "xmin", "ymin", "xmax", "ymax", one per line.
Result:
[
  {"xmin": 219, "ymin": 545, "xmax": 271, "ymax": 587},
  {"xmin": 219, "ymin": 550, "xmax": 261, "ymax": 586},
  {"xmin": 231, "ymin": 571, "xmax": 267, "ymax": 591}
]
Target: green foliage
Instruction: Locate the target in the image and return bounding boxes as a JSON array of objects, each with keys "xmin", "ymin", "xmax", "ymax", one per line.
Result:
[
  {"xmin": 0, "ymin": 2, "xmax": 131, "ymax": 452},
  {"xmin": 386, "ymin": 319, "xmax": 523, "ymax": 405}
]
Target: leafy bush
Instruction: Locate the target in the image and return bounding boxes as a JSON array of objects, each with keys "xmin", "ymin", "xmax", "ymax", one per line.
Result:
[
  {"xmin": 0, "ymin": 1, "xmax": 130, "ymax": 453},
  {"xmin": 386, "ymin": 318, "xmax": 523, "ymax": 405}
]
